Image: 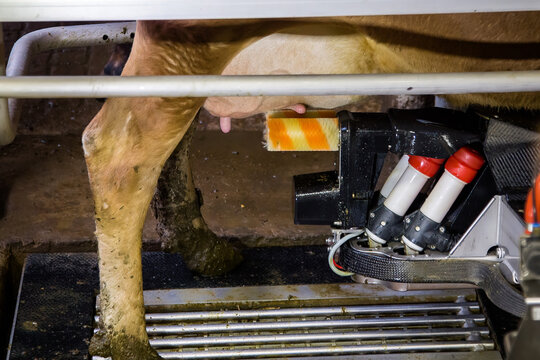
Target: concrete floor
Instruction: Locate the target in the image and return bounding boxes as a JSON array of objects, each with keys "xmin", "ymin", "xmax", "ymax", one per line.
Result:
[{"xmin": 0, "ymin": 127, "xmax": 341, "ymax": 251}]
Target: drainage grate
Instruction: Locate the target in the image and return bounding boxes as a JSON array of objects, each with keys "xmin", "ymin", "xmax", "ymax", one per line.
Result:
[{"xmin": 93, "ymin": 284, "xmax": 498, "ymax": 359}]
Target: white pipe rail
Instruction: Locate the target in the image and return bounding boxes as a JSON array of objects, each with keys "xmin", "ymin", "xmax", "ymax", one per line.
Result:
[
  {"xmin": 6, "ymin": 22, "xmax": 135, "ymax": 77},
  {"xmin": 1, "ymin": 72, "xmax": 540, "ymax": 98},
  {"xmin": 0, "ymin": 22, "xmax": 135, "ymax": 145},
  {"xmin": 0, "ymin": 26, "xmax": 9, "ymax": 145},
  {"xmin": 1, "ymin": 0, "xmax": 539, "ymax": 21}
]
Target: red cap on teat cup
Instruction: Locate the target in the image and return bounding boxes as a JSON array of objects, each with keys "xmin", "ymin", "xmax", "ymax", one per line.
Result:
[
  {"xmin": 445, "ymin": 147, "xmax": 485, "ymax": 184},
  {"xmin": 408, "ymin": 156, "xmax": 445, "ymax": 177}
]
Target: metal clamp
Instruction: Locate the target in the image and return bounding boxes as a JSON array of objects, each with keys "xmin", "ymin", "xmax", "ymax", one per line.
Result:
[{"xmin": 449, "ymin": 195, "xmax": 524, "ymax": 284}]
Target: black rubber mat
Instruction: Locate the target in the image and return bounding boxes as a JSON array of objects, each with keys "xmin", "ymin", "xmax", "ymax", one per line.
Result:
[{"xmin": 7, "ymin": 246, "xmax": 349, "ymax": 360}]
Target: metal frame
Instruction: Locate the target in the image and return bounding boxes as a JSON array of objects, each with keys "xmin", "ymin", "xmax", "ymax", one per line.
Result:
[
  {"xmin": 449, "ymin": 195, "xmax": 525, "ymax": 284},
  {"xmin": 0, "ymin": 0, "xmax": 539, "ymax": 21},
  {"xmin": 92, "ymin": 284, "xmax": 497, "ymax": 360},
  {"xmin": 3, "ymin": 72, "xmax": 540, "ymax": 99},
  {"xmin": 1, "ymin": 22, "xmax": 135, "ymax": 145}
]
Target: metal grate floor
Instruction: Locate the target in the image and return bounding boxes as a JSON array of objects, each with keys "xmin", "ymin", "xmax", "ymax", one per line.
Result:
[{"xmin": 93, "ymin": 284, "xmax": 500, "ymax": 359}]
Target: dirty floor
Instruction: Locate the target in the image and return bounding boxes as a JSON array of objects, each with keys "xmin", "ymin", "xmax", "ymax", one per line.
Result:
[{"xmin": 0, "ymin": 126, "xmax": 341, "ymax": 251}]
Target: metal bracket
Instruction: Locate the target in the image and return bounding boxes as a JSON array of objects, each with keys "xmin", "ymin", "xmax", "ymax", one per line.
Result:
[{"xmin": 449, "ymin": 195, "xmax": 525, "ymax": 284}]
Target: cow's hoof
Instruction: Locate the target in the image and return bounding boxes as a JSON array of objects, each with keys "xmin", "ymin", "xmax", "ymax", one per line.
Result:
[
  {"xmin": 188, "ymin": 234, "xmax": 243, "ymax": 276},
  {"xmin": 164, "ymin": 225, "xmax": 243, "ymax": 276},
  {"xmin": 90, "ymin": 330, "xmax": 161, "ymax": 359}
]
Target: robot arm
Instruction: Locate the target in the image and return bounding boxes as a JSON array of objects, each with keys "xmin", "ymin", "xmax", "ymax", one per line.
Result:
[{"xmin": 293, "ymin": 107, "xmax": 538, "ymax": 318}]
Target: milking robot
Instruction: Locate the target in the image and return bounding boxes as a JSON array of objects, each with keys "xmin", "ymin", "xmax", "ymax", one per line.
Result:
[{"xmin": 287, "ymin": 107, "xmax": 540, "ymax": 357}]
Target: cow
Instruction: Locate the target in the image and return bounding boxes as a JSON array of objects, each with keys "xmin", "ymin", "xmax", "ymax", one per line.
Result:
[{"xmin": 83, "ymin": 13, "xmax": 540, "ymax": 359}]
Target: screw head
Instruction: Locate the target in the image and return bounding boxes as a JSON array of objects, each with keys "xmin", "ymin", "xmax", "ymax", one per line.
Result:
[
  {"xmin": 370, "ymin": 212, "xmax": 375, "ymax": 218},
  {"xmin": 415, "ymin": 226, "xmax": 421, "ymax": 232},
  {"xmin": 439, "ymin": 226, "xmax": 445, "ymax": 233},
  {"xmin": 380, "ymin": 221, "xmax": 387, "ymax": 226},
  {"xmin": 429, "ymin": 244, "xmax": 436, "ymax": 250},
  {"xmin": 405, "ymin": 218, "xmax": 411, "ymax": 224}
]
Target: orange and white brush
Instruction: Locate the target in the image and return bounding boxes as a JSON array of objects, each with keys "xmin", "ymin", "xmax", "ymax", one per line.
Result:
[{"xmin": 265, "ymin": 110, "xmax": 339, "ymax": 151}]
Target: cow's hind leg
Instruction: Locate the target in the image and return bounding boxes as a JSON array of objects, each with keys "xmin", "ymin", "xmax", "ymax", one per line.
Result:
[
  {"xmin": 83, "ymin": 95, "xmax": 196, "ymax": 359},
  {"xmin": 100, "ymin": 43, "xmax": 239, "ymax": 274},
  {"xmin": 152, "ymin": 117, "xmax": 243, "ymax": 275},
  {"xmin": 83, "ymin": 20, "xmax": 283, "ymax": 358}
]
